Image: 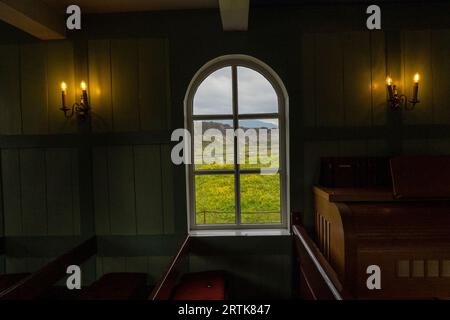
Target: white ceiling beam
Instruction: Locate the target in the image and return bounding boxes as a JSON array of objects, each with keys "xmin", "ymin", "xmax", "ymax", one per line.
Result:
[
  {"xmin": 0, "ymin": 0, "xmax": 65, "ymax": 40},
  {"xmin": 219, "ymin": 0, "xmax": 249, "ymax": 31}
]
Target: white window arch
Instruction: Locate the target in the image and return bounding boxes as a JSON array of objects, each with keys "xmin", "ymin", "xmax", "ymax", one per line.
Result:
[{"xmin": 184, "ymin": 55, "xmax": 289, "ymax": 232}]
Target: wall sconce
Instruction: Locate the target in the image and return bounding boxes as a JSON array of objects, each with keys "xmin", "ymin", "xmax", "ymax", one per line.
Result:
[
  {"xmin": 386, "ymin": 73, "xmax": 420, "ymax": 110},
  {"xmin": 60, "ymin": 81, "xmax": 90, "ymax": 121}
]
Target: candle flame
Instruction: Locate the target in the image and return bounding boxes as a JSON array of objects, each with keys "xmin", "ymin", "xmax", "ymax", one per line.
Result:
[
  {"xmin": 414, "ymin": 73, "xmax": 420, "ymax": 83},
  {"xmin": 61, "ymin": 82, "xmax": 67, "ymax": 92},
  {"xmin": 81, "ymin": 81, "xmax": 87, "ymax": 90},
  {"xmin": 386, "ymin": 77, "xmax": 392, "ymax": 86}
]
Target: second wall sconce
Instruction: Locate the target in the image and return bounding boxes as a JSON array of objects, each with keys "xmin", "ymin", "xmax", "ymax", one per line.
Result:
[
  {"xmin": 60, "ymin": 81, "xmax": 90, "ymax": 121},
  {"xmin": 386, "ymin": 73, "xmax": 420, "ymax": 110}
]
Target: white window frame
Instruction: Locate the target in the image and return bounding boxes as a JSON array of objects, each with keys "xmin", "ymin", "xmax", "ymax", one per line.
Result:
[{"xmin": 184, "ymin": 55, "xmax": 290, "ymax": 233}]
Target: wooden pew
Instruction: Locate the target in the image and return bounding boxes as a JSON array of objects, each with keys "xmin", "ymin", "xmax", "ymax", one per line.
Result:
[
  {"xmin": 149, "ymin": 235, "xmax": 227, "ymax": 300},
  {"xmin": 0, "ymin": 236, "xmax": 96, "ymax": 300},
  {"xmin": 0, "ymin": 236, "xmax": 152, "ymax": 300},
  {"xmin": 292, "ymin": 224, "xmax": 345, "ymax": 300}
]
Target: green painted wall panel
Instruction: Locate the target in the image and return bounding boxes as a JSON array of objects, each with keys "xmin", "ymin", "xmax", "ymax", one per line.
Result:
[
  {"xmin": 107, "ymin": 146, "xmax": 137, "ymax": 234},
  {"xmin": 432, "ymin": 30, "xmax": 450, "ymax": 125},
  {"xmin": 88, "ymin": 40, "xmax": 113, "ymax": 132},
  {"xmin": 139, "ymin": 38, "xmax": 170, "ymax": 131},
  {"xmin": 93, "ymin": 147, "xmax": 111, "ymax": 235},
  {"xmin": 20, "ymin": 149, "xmax": 47, "ymax": 236},
  {"xmin": 315, "ymin": 33, "xmax": 344, "ymax": 127},
  {"xmin": 161, "ymin": 145, "xmax": 175, "ymax": 234},
  {"xmin": 301, "ymin": 34, "xmax": 316, "ymax": 127},
  {"xmin": 111, "ymin": 39, "xmax": 139, "ymax": 132},
  {"xmin": 0, "ymin": 44, "xmax": 22, "ymax": 135},
  {"xmin": 45, "ymin": 148, "xmax": 76, "ymax": 235},
  {"xmin": 20, "ymin": 43, "xmax": 48, "ymax": 135},
  {"xmin": 371, "ymin": 32, "xmax": 387, "ymax": 126},
  {"xmin": 2, "ymin": 149, "xmax": 22, "ymax": 236},
  {"xmin": 134, "ymin": 145, "xmax": 164, "ymax": 235},
  {"xmin": 343, "ymin": 32, "xmax": 372, "ymax": 127}
]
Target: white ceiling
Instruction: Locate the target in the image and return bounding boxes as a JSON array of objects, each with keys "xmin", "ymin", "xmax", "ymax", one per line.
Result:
[{"xmin": 43, "ymin": 0, "xmax": 219, "ymax": 13}]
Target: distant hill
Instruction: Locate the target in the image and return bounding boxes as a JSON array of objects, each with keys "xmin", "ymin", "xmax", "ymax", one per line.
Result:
[{"xmin": 199, "ymin": 120, "xmax": 277, "ymax": 133}]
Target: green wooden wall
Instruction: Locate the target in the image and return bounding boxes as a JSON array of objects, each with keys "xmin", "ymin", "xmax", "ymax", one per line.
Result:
[{"xmin": 0, "ymin": 4, "xmax": 450, "ymax": 298}]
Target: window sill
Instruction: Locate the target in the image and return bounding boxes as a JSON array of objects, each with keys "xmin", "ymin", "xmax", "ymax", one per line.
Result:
[{"xmin": 189, "ymin": 229, "xmax": 291, "ymax": 237}]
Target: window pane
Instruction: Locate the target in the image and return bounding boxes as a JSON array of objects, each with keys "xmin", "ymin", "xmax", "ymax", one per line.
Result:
[
  {"xmin": 195, "ymin": 174, "xmax": 235, "ymax": 225},
  {"xmin": 237, "ymin": 66, "xmax": 278, "ymax": 114},
  {"xmin": 237, "ymin": 119, "xmax": 279, "ymax": 170},
  {"xmin": 240, "ymin": 174, "xmax": 281, "ymax": 224},
  {"xmin": 194, "ymin": 120, "xmax": 234, "ymax": 171},
  {"xmin": 193, "ymin": 67, "xmax": 232, "ymax": 115}
]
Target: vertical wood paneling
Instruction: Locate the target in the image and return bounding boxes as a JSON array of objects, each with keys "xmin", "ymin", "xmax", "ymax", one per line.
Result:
[
  {"xmin": 429, "ymin": 139, "xmax": 450, "ymax": 155},
  {"xmin": 125, "ymin": 256, "xmax": 148, "ymax": 274},
  {"xmin": 431, "ymin": 30, "xmax": 450, "ymax": 124},
  {"xmin": 0, "ymin": 44, "xmax": 22, "ymax": 134},
  {"xmin": 301, "ymin": 34, "xmax": 316, "ymax": 127},
  {"xmin": 403, "ymin": 139, "xmax": 430, "ymax": 155},
  {"xmin": 343, "ymin": 32, "xmax": 372, "ymax": 127},
  {"xmin": 93, "ymin": 147, "xmax": 111, "ymax": 235},
  {"xmin": 315, "ymin": 33, "xmax": 344, "ymax": 127},
  {"xmin": 71, "ymin": 149, "xmax": 81, "ymax": 235},
  {"xmin": 111, "ymin": 39, "xmax": 139, "ymax": 132},
  {"xmin": 2, "ymin": 149, "xmax": 22, "ymax": 236},
  {"xmin": 139, "ymin": 39, "xmax": 169, "ymax": 131},
  {"xmin": 20, "ymin": 43, "xmax": 48, "ymax": 134},
  {"xmin": 88, "ymin": 40, "xmax": 113, "ymax": 132},
  {"xmin": 402, "ymin": 30, "xmax": 432, "ymax": 124},
  {"xmin": 370, "ymin": 32, "xmax": 387, "ymax": 126},
  {"xmin": 45, "ymin": 148, "xmax": 75, "ymax": 235},
  {"xmin": 134, "ymin": 145, "xmax": 163, "ymax": 235},
  {"xmin": 20, "ymin": 149, "xmax": 47, "ymax": 235},
  {"xmin": 367, "ymin": 139, "xmax": 389, "ymax": 156},
  {"xmin": 161, "ymin": 145, "xmax": 175, "ymax": 234},
  {"xmin": 6, "ymin": 257, "xmax": 28, "ymax": 273},
  {"xmin": 338, "ymin": 140, "xmax": 368, "ymax": 156},
  {"xmin": 102, "ymin": 257, "xmax": 126, "ymax": 274},
  {"xmin": 108, "ymin": 146, "xmax": 137, "ymax": 235},
  {"xmin": 47, "ymin": 41, "xmax": 77, "ymax": 134}
]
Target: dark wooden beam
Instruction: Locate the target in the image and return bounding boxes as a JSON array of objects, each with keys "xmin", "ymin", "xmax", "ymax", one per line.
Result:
[{"xmin": 0, "ymin": 0, "xmax": 65, "ymax": 40}]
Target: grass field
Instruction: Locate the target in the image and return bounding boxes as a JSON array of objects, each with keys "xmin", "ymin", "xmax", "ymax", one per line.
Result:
[
  {"xmin": 194, "ymin": 167, "xmax": 281, "ymax": 225},
  {"xmin": 193, "ymin": 124, "xmax": 281, "ymax": 225}
]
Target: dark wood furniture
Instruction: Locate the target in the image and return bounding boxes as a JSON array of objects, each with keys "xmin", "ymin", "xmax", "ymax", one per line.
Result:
[
  {"xmin": 0, "ymin": 236, "xmax": 150, "ymax": 300},
  {"xmin": 312, "ymin": 156, "xmax": 450, "ymax": 299},
  {"xmin": 292, "ymin": 224, "xmax": 344, "ymax": 300},
  {"xmin": 0, "ymin": 236, "xmax": 96, "ymax": 300},
  {"xmin": 149, "ymin": 235, "xmax": 227, "ymax": 300},
  {"xmin": 79, "ymin": 273, "xmax": 148, "ymax": 300}
]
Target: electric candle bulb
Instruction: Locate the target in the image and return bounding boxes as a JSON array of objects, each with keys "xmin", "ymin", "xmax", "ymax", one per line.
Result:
[
  {"xmin": 386, "ymin": 77, "xmax": 392, "ymax": 86},
  {"xmin": 61, "ymin": 82, "xmax": 67, "ymax": 93},
  {"xmin": 81, "ymin": 81, "xmax": 87, "ymax": 91},
  {"xmin": 414, "ymin": 73, "xmax": 420, "ymax": 83}
]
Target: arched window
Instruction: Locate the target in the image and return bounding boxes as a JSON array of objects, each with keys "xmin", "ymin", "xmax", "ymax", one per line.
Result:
[{"xmin": 185, "ymin": 55, "xmax": 289, "ymax": 232}]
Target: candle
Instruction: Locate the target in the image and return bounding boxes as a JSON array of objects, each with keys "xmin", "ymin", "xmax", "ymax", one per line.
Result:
[
  {"xmin": 80, "ymin": 81, "xmax": 88, "ymax": 104},
  {"xmin": 412, "ymin": 73, "xmax": 419, "ymax": 102},
  {"xmin": 386, "ymin": 77, "xmax": 394, "ymax": 100},
  {"xmin": 61, "ymin": 82, "xmax": 67, "ymax": 107}
]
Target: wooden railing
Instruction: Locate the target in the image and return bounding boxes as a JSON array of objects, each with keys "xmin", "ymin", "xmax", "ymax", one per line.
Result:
[
  {"xmin": 0, "ymin": 236, "xmax": 97, "ymax": 300},
  {"xmin": 292, "ymin": 224, "xmax": 346, "ymax": 300},
  {"xmin": 149, "ymin": 235, "xmax": 191, "ymax": 300}
]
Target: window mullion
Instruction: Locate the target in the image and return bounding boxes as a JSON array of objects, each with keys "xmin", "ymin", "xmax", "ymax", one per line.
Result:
[{"xmin": 232, "ymin": 65, "xmax": 241, "ymax": 226}]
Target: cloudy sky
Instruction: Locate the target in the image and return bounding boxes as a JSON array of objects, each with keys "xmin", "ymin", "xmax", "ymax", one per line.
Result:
[{"xmin": 193, "ymin": 66, "xmax": 278, "ymax": 126}]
